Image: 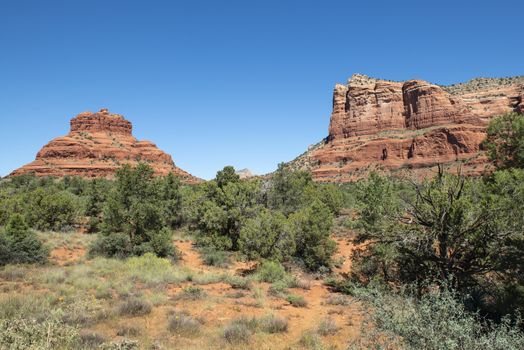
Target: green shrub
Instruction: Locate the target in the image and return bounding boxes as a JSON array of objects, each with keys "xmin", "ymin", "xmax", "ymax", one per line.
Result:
[
  {"xmin": 79, "ymin": 331, "xmax": 107, "ymax": 349},
  {"xmin": 201, "ymin": 247, "xmax": 230, "ymax": 267},
  {"xmin": 286, "ymin": 294, "xmax": 308, "ymax": 308},
  {"xmin": 0, "ymin": 214, "xmax": 48, "ymax": 265},
  {"xmin": 268, "ymin": 280, "xmax": 288, "ymax": 298},
  {"xmin": 226, "ymin": 275, "xmax": 252, "ymax": 290},
  {"xmin": 0, "ymin": 293, "xmax": 51, "ymax": 321},
  {"xmin": 288, "ymin": 276, "xmax": 311, "ymax": 290},
  {"xmin": 176, "ymin": 286, "xmax": 205, "ymax": 300},
  {"xmin": 0, "ymin": 311, "xmax": 80, "ymax": 350},
  {"xmin": 350, "ymin": 286, "xmax": 524, "ymax": 350},
  {"xmin": 255, "ymin": 260, "xmax": 287, "ymax": 283},
  {"xmin": 125, "ymin": 253, "xmax": 181, "ymax": 287},
  {"xmin": 25, "ymin": 188, "xmax": 80, "ymax": 231},
  {"xmin": 89, "ymin": 232, "xmax": 132, "ymax": 259}
]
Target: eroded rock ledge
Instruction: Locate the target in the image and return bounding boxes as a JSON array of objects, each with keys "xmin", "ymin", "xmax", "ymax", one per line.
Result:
[
  {"xmin": 11, "ymin": 109, "xmax": 200, "ymax": 183},
  {"xmin": 290, "ymin": 74, "xmax": 524, "ymax": 182}
]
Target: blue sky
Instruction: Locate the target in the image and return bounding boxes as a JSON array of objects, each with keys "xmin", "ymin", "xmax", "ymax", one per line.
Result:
[{"xmin": 1, "ymin": 0, "xmax": 522, "ymax": 179}]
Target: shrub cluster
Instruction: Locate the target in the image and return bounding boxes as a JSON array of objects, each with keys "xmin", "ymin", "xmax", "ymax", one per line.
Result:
[{"xmin": 190, "ymin": 164, "xmax": 341, "ymax": 271}]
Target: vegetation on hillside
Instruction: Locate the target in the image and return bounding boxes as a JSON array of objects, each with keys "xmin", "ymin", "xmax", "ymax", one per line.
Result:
[{"xmin": 0, "ymin": 112, "xmax": 524, "ymax": 348}]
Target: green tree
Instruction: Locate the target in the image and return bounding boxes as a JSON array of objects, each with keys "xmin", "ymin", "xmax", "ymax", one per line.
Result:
[
  {"xmin": 215, "ymin": 165, "xmax": 240, "ymax": 188},
  {"xmin": 484, "ymin": 112, "xmax": 524, "ymax": 169},
  {"xmin": 267, "ymin": 163, "xmax": 315, "ymax": 215},
  {"xmin": 354, "ymin": 170, "xmax": 523, "ymax": 292},
  {"xmin": 0, "ymin": 214, "xmax": 48, "ymax": 265},
  {"xmin": 161, "ymin": 172, "xmax": 183, "ymax": 228},
  {"xmin": 290, "ymin": 200, "xmax": 335, "ymax": 270},
  {"xmin": 195, "ymin": 168, "xmax": 260, "ymax": 250},
  {"xmin": 239, "ymin": 208, "xmax": 295, "ymax": 262},
  {"xmin": 25, "ymin": 188, "xmax": 80, "ymax": 231},
  {"xmin": 95, "ymin": 164, "xmax": 176, "ymax": 258}
]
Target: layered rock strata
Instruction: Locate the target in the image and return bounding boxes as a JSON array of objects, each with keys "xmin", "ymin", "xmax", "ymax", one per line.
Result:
[
  {"xmin": 291, "ymin": 74, "xmax": 524, "ymax": 182},
  {"xmin": 12, "ymin": 109, "xmax": 200, "ymax": 183}
]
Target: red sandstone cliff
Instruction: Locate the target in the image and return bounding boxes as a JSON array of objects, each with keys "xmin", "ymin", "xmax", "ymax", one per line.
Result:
[
  {"xmin": 290, "ymin": 74, "xmax": 524, "ymax": 182},
  {"xmin": 11, "ymin": 109, "xmax": 200, "ymax": 183}
]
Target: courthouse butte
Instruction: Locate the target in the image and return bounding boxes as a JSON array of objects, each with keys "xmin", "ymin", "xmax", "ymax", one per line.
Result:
[{"xmin": 289, "ymin": 74, "xmax": 524, "ymax": 182}]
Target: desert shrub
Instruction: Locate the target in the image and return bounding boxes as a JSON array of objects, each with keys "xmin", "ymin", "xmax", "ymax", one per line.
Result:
[
  {"xmin": 201, "ymin": 247, "xmax": 230, "ymax": 267},
  {"xmin": 349, "ymin": 286, "xmax": 524, "ymax": 350},
  {"xmin": 62, "ymin": 297, "xmax": 111, "ymax": 326},
  {"xmin": 223, "ymin": 316, "xmax": 259, "ymax": 344},
  {"xmin": 226, "ymin": 275, "xmax": 252, "ymax": 290},
  {"xmin": 116, "ymin": 326, "xmax": 141, "ymax": 337},
  {"xmin": 79, "ymin": 331, "xmax": 107, "ymax": 349},
  {"xmin": 0, "ymin": 265, "xmax": 28, "ymax": 281},
  {"xmin": 317, "ymin": 317, "xmax": 340, "ymax": 336},
  {"xmin": 286, "ymin": 294, "xmax": 308, "ymax": 308},
  {"xmin": 176, "ymin": 286, "xmax": 205, "ymax": 300},
  {"xmin": 99, "ymin": 339, "xmax": 139, "ymax": 350},
  {"xmin": 0, "ymin": 312, "xmax": 80, "ymax": 350},
  {"xmin": 117, "ymin": 297, "xmax": 152, "ymax": 317},
  {"xmin": 223, "ymin": 322, "xmax": 252, "ymax": 344},
  {"xmin": 288, "ymin": 276, "xmax": 312, "ymax": 290},
  {"xmin": 298, "ymin": 331, "xmax": 323, "ymax": 350},
  {"xmin": 192, "ymin": 272, "xmax": 225, "ymax": 285},
  {"xmin": 255, "ymin": 260, "xmax": 287, "ymax": 283},
  {"xmin": 0, "ymin": 293, "xmax": 51, "ymax": 320},
  {"xmin": 0, "ymin": 214, "xmax": 48, "ymax": 265},
  {"xmin": 261, "ymin": 314, "xmax": 288, "ymax": 333},
  {"xmin": 324, "ymin": 294, "xmax": 349, "ymax": 306},
  {"xmin": 239, "ymin": 209, "xmax": 295, "ymax": 262},
  {"xmin": 268, "ymin": 280, "xmax": 288, "ymax": 298},
  {"xmin": 125, "ymin": 253, "xmax": 180, "ymax": 287},
  {"xmin": 290, "ymin": 200, "xmax": 335, "ymax": 271},
  {"xmin": 167, "ymin": 310, "xmax": 202, "ymax": 337}
]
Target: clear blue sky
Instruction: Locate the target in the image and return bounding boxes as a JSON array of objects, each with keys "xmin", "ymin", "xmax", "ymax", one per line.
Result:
[{"xmin": 1, "ymin": 0, "xmax": 522, "ymax": 179}]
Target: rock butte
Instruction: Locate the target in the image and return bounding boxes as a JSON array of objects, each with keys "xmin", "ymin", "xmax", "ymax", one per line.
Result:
[
  {"xmin": 11, "ymin": 109, "xmax": 200, "ymax": 183},
  {"xmin": 289, "ymin": 74, "xmax": 524, "ymax": 182}
]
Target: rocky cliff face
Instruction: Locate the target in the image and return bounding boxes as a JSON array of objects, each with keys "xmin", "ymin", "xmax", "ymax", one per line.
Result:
[
  {"xmin": 11, "ymin": 109, "xmax": 200, "ymax": 183},
  {"xmin": 291, "ymin": 74, "xmax": 524, "ymax": 182}
]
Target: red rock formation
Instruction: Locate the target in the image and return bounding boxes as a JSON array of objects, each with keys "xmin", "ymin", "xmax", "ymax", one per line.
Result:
[
  {"xmin": 291, "ymin": 74, "xmax": 524, "ymax": 182},
  {"xmin": 11, "ymin": 109, "xmax": 200, "ymax": 183}
]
